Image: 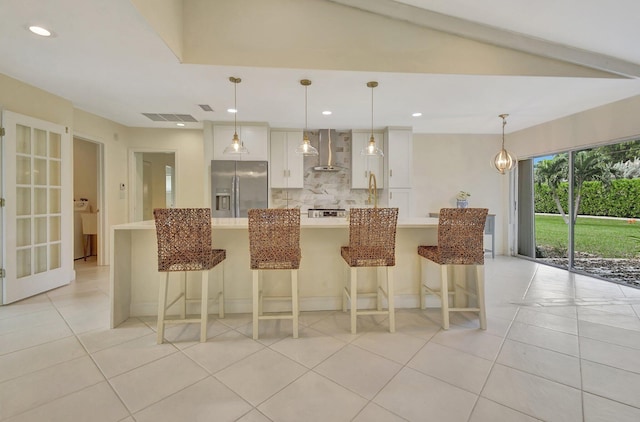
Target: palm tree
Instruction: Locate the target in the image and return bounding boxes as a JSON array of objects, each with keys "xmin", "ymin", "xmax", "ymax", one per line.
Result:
[{"xmin": 535, "ymin": 154, "xmax": 569, "ymax": 223}]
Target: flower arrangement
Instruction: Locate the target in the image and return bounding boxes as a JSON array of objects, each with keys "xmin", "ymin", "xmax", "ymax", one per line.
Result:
[{"xmin": 456, "ymin": 191, "xmax": 471, "ymax": 200}]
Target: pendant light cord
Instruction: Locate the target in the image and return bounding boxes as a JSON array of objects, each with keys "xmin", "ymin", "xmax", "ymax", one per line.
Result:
[
  {"xmin": 370, "ymin": 84, "xmax": 374, "ymax": 139},
  {"xmin": 234, "ymin": 81, "xmax": 238, "ymax": 135},
  {"xmin": 305, "ymin": 84, "xmax": 308, "ymax": 132}
]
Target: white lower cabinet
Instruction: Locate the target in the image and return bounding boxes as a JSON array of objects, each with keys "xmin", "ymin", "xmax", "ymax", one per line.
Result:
[{"xmin": 270, "ymin": 130, "xmax": 304, "ymax": 188}]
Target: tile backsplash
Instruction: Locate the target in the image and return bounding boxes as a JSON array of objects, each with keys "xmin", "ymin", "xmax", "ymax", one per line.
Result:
[{"xmin": 271, "ymin": 130, "xmax": 370, "ymax": 210}]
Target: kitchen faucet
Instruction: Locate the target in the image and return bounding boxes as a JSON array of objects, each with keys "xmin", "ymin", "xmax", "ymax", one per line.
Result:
[{"xmin": 368, "ymin": 172, "xmax": 378, "ymax": 208}]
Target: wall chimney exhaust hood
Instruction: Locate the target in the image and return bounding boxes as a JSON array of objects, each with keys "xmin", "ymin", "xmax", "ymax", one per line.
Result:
[{"xmin": 313, "ymin": 129, "xmax": 342, "ymax": 172}]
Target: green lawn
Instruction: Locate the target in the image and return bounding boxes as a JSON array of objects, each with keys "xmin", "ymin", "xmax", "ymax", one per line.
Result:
[{"xmin": 535, "ymin": 214, "xmax": 640, "ymax": 258}]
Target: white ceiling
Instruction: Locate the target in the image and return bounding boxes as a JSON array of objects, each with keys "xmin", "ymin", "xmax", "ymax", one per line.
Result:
[{"xmin": 1, "ymin": 0, "xmax": 640, "ymax": 134}]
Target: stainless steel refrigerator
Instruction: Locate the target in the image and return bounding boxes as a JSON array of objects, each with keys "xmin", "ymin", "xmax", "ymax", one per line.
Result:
[{"xmin": 211, "ymin": 160, "xmax": 268, "ymax": 217}]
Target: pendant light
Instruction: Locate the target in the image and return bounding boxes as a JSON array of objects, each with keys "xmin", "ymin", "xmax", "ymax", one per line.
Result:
[
  {"xmin": 295, "ymin": 79, "xmax": 318, "ymax": 156},
  {"xmin": 224, "ymin": 77, "xmax": 249, "ymax": 155},
  {"xmin": 493, "ymin": 113, "xmax": 516, "ymax": 174},
  {"xmin": 361, "ymin": 81, "xmax": 384, "ymax": 157}
]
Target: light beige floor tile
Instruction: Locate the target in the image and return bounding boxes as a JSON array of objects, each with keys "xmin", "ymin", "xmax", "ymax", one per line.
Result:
[
  {"xmin": 235, "ymin": 409, "xmax": 272, "ymax": 422},
  {"xmin": 309, "ymin": 311, "xmax": 384, "ymax": 343},
  {"xmin": 486, "ymin": 304, "xmax": 520, "ymax": 321},
  {"xmin": 235, "ymin": 319, "xmax": 297, "ymax": 346},
  {"xmin": 49, "ymin": 289, "xmax": 109, "ymax": 310},
  {"xmin": 584, "ymin": 304, "xmax": 638, "ymax": 316},
  {"xmin": 0, "ymin": 294, "xmax": 53, "ymax": 321},
  {"xmin": 64, "ymin": 307, "xmax": 110, "ymax": 334},
  {"xmin": 352, "ymin": 403, "xmax": 407, "ymax": 422},
  {"xmin": 482, "ymin": 364, "xmax": 582, "ymax": 422},
  {"xmin": 351, "ymin": 330, "xmax": 426, "ymax": 364},
  {"xmin": 582, "ymin": 359, "xmax": 640, "ymax": 408},
  {"xmin": 92, "ymin": 333, "xmax": 178, "ymax": 378},
  {"xmin": 374, "ymin": 367, "xmax": 477, "ymax": 422},
  {"xmin": 298, "ymin": 310, "xmax": 337, "ymax": 326},
  {"xmin": 621, "ymin": 286, "xmax": 640, "ymax": 297},
  {"xmin": 579, "ymin": 320, "xmax": 640, "ymax": 349},
  {"xmin": 269, "ymin": 326, "xmax": 346, "ymax": 368},
  {"xmin": 577, "ymin": 307, "xmax": 640, "ymax": 331},
  {"xmin": 391, "ymin": 309, "xmax": 441, "ymax": 340},
  {"xmin": 161, "ymin": 319, "xmax": 231, "ymax": 348},
  {"xmin": 408, "ymin": 342, "xmax": 492, "ymax": 394},
  {"xmin": 452, "ymin": 314, "xmax": 513, "ymax": 338},
  {"xmin": 583, "ymin": 392, "xmax": 640, "ymax": 422},
  {"xmin": 79, "ymin": 318, "xmax": 154, "ymax": 353},
  {"xmin": 314, "ymin": 344, "xmax": 402, "ymax": 399},
  {"xmin": 109, "ymin": 353, "xmax": 208, "ymax": 413},
  {"xmin": 515, "ymin": 308, "xmax": 578, "ymax": 335},
  {"xmin": 0, "ymin": 308, "xmax": 65, "ymax": 336},
  {"xmin": 497, "ymin": 339, "xmax": 581, "ymax": 388},
  {"xmin": 0, "ymin": 336, "xmax": 86, "ymax": 383},
  {"xmin": 258, "ymin": 371, "xmax": 367, "ymax": 422},
  {"xmin": 0, "ymin": 356, "xmax": 104, "ymax": 419},
  {"xmin": 134, "ymin": 377, "xmax": 251, "ymax": 422},
  {"xmin": 431, "ymin": 327, "xmax": 504, "ymax": 360},
  {"xmin": 0, "ymin": 319, "xmax": 73, "ymax": 355},
  {"xmin": 118, "ymin": 418, "xmax": 135, "ymax": 422},
  {"xmin": 507, "ymin": 321, "xmax": 579, "ymax": 356},
  {"xmin": 214, "ymin": 348, "xmax": 307, "ymax": 406},
  {"xmin": 520, "ymin": 305, "xmax": 578, "ymax": 319},
  {"xmin": 217, "ymin": 313, "xmax": 253, "ymax": 329},
  {"xmin": 183, "ymin": 329, "xmax": 264, "ymax": 374},
  {"xmin": 4, "ymin": 381, "xmax": 129, "ymax": 422},
  {"xmin": 469, "ymin": 398, "xmax": 541, "ymax": 422},
  {"xmin": 580, "ymin": 336, "xmax": 640, "ymax": 374}
]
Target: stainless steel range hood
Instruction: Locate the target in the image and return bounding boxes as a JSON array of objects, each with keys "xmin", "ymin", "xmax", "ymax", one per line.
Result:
[{"xmin": 313, "ymin": 129, "xmax": 342, "ymax": 172}]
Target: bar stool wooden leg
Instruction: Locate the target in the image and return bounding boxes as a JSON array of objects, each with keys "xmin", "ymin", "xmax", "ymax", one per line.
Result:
[
  {"xmin": 377, "ymin": 267, "xmax": 383, "ymax": 311},
  {"xmin": 181, "ymin": 272, "xmax": 187, "ymax": 320},
  {"xmin": 387, "ymin": 267, "xmax": 395, "ymax": 333},
  {"xmin": 292, "ymin": 269, "xmax": 299, "ymax": 339},
  {"xmin": 200, "ymin": 270, "xmax": 209, "ymax": 342},
  {"xmin": 441, "ymin": 265, "xmax": 450, "ymax": 330},
  {"xmin": 476, "ymin": 265, "xmax": 487, "ymax": 330},
  {"xmin": 252, "ymin": 270, "xmax": 260, "ymax": 340},
  {"xmin": 350, "ymin": 267, "xmax": 358, "ymax": 334},
  {"xmin": 157, "ymin": 273, "xmax": 169, "ymax": 344},
  {"xmin": 342, "ymin": 265, "xmax": 348, "ymax": 313},
  {"xmin": 420, "ymin": 259, "xmax": 426, "ymax": 309}
]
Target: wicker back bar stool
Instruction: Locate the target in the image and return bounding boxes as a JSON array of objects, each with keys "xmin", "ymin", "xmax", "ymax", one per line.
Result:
[
  {"xmin": 153, "ymin": 208, "xmax": 226, "ymax": 344},
  {"xmin": 248, "ymin": 208, "xmax": 301, "ymax": 340},
  {"xmin": 341, "ymin": 207, "xmax": 398, "ymax": 334},
  {"xmin": 418, "ymin": 208, "xmax": 488, "ymax": 330}
]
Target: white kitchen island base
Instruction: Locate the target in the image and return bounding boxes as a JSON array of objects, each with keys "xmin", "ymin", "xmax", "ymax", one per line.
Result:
[{"xmin": 110, "ymin": 217, "xmax": 444, "ymax": 328}]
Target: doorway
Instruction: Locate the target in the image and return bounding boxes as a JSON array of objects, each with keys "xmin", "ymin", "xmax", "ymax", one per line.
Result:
[{"xmin": 130, "ymin": 150, "xmax": 176, "ymax": 222}]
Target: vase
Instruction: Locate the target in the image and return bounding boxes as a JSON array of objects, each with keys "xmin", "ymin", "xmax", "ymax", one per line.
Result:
[{"xmin": 456, "ymin": 199, "xmax": 468, "ymax": 209}]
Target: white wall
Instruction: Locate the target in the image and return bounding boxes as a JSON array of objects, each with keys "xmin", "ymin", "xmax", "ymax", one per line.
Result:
[{"xmin": 412, "ymin": 134, "xmax": 508, "ymax": 254}]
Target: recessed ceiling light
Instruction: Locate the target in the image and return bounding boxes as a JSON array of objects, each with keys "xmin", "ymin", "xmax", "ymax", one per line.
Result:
[
  {"xmin": 227, "ymin": 108, "xmax": 237, "ymax": 113},
  {"xmin": 412, "ymin": 112, "xmax": 422, "ymax": 117},
  {"xmin": 322, "ymin": 110, "xmax": 332, "ymax": 115},
  {"xmin": 29, "ymin": 26, "xmax": 51, "ymax": 37},
  {"xmin": 176, "ymin": 123, "xmax": 185, "ymax": 127}
]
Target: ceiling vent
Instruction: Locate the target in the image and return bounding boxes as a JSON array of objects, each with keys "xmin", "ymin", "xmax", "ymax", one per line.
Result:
[
  {"xmin": 142, "ymin": 113, "xmax": 198, "ymax": 123},
  {"xmin": 198, "ymin": 104, "xmax": 214, "ymax": 112}
]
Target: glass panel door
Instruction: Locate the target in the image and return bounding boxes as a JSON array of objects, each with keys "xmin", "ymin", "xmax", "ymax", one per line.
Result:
[{"xmin": 2, "ymin": 111, "xmax": 72, "ymax": 304}]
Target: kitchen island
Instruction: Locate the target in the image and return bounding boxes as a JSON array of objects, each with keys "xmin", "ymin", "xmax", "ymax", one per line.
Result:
[{"xmin": 110, "ymin": 216, "xmax": 441, "ymax": 327}]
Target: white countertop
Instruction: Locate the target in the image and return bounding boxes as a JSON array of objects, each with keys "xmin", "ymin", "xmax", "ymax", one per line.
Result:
[{"xmin": 112, "ymin": 216, "xmax": 439, "ymax": 231}]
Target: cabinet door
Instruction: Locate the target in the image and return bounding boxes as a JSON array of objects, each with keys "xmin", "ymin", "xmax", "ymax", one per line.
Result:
[
  {"xmin": 240, "ymin": 125, "xmax": 269, "ymax": 161},
  {"xmin": 270, "ymin": 130, "xmax": 304, "ymax": 189},
  {"xmin": 351, "ymin": 131, "xmax": 384, "ymax": 189},
  {"xmin": 212, "ymin": 125, "xmax": 237, "ymax": 160},
  {"xmin": 388, "ymin": 188, "xmax": 412, "ymax": 219},
  {"xmin": 387, "ymin": 129, "xmax": 412, "ymax": 188},
  {"xmin": 270, "ymin": 131, "xmax": 287, "ymax": 188},
  {"xmin": 285, "ymin": 131, "xmax": 304, "ymax": 188}
]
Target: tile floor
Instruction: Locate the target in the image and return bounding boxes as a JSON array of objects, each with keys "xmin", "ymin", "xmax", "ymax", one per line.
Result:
[{"xmin": 1, "ymin": 257, "xmax": 640, "ymax": 421}]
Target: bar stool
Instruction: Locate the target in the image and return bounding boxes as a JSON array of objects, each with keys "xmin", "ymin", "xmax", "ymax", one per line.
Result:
[
  {"xmin": 418, "ymin": 208, "xmax": 488, "ymax": 330},
  {"xmin": 153, "ymin": 208, "xmax": 226, "ymax": 344},
  {"xmin": 341, "ymin": 207, "xmax": 398, "ymax": 334},
  {"xmin": 248, "ymin": 208, "xmax": 301, "ymax": 340}
]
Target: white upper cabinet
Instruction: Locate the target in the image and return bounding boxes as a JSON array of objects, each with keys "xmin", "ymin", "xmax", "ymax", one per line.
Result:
[
  {"xmin": 270, "ymin": 130, "xmax": 304, "ymax": 189},
  {"xmin": 351, "ymin": 131, "xmax": 384, "ymax": 189},
  {"xmin": 385, "ymin": 128, "xmax": 412, "ymax": 188},
  {"xmin": 212, "ymin": 124, "xmax": 269, "ymax": 161}
]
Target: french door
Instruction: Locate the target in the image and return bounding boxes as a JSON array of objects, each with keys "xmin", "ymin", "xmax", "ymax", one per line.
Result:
[{"xmin": 1, "ymin": 110, "xmax": 73, "ymax": 304}]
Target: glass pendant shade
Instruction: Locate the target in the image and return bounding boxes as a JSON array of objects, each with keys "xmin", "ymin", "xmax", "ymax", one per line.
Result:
[
  {"xmin": 224, "ymin": 76, "xmax": 249, "ymax": 155},
  {"xmin": 360, "ymin": 81, "xmax": 384, "ymax": 157},
  {"xmin": 295, "ymin": 132, "xmax": 318, "ymax": 155},
  {"xmin": 224, "ymin": 131, "xmax": 249, "ymax": 154},
  {"xmin": 296, "ymin": 79, "xmax": 318, "ymax": 156},
  {"xmin": 361, "ymin": 135, "xmax": 384, "ymax": 156},
  {"xmin": 493, "ymin": 114, "xmax": 516, "ymax": 174}
]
